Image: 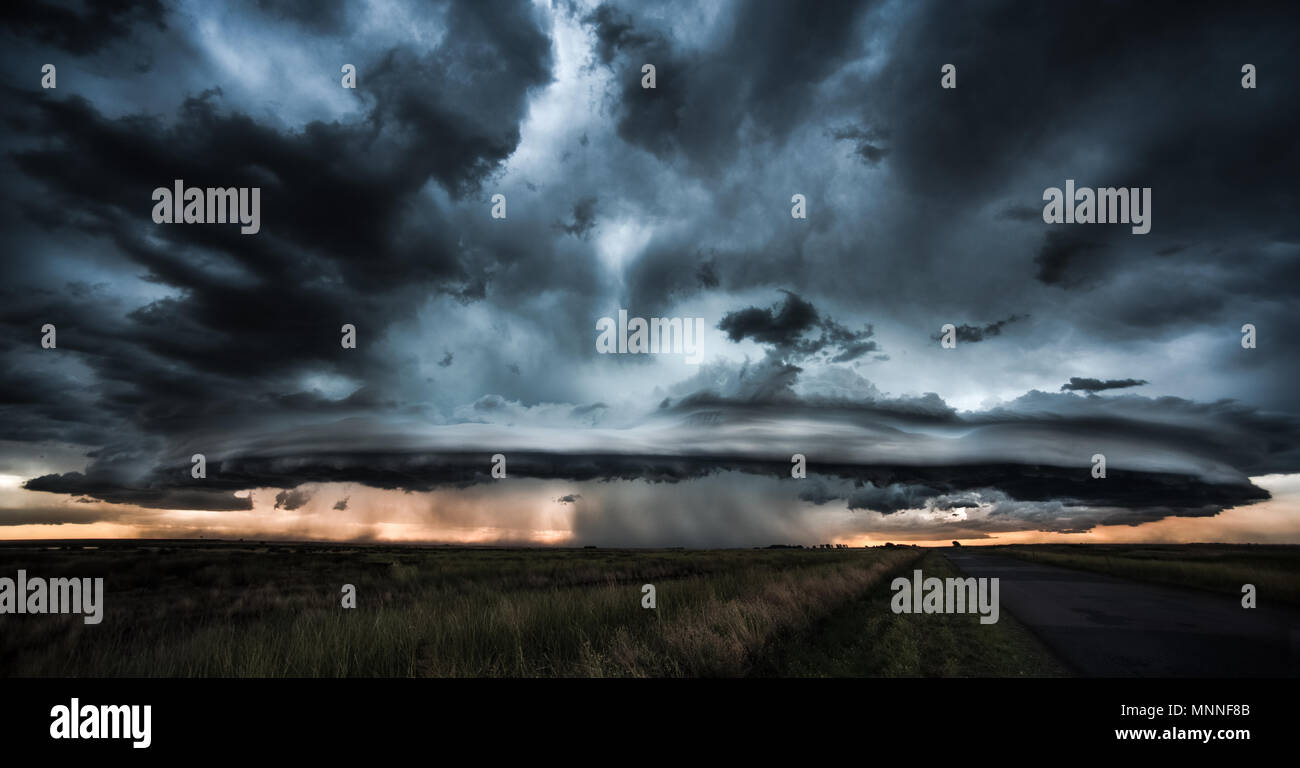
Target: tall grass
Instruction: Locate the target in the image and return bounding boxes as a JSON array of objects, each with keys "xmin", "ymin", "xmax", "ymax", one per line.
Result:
[
  {"xmin": 753, "ymin": 552, "xmax": 1070, "ymax": 677},
  {"xmin": 0, "ymin": 543, "xmax": 923, "ymax": 677}
]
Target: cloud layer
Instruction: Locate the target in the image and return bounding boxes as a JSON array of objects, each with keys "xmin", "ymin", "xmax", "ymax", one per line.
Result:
[{"xmin": 2, "ymin": 0, "xmax": 1297, "ymax": 544}]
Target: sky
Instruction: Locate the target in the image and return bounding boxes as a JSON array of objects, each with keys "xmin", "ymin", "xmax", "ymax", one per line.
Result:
[{"xmin": 1, "ymin": 0, "xmax": 1297, "ymax": 546}]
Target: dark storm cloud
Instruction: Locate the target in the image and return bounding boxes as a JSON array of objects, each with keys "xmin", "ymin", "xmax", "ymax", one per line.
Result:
[
  {"xmin": 0, "ymin": 504, "xmax": 126, "ymax": 527},
  {"xmin": 718, "ymin": 291, "xmax": 818, "ymax": 347},
  {"xmin": 695, "ymin": 258, "xmax": 719, "ymax": 289},
  {"xmin": 274, "ymin": 488, "xmax": 313, "ymax": 510},
  {"xmin": 556, "ymin": 196, "xmax": 598, "ymax": 238},
  {"xmin": 830, "ymin": 126, "xmax": 889, "ymax": 166},
  {"xmin": 20, "ymin": 383, "xmax": 1294, "ymax": 533},
  {"xmin": 929, "ymin": 314, "xmax": 1027, "ymax": 344},
  {"xmin": 23, "ymin": 471, "xmax": 253, "ymax": 511},
  {"xmin": 718, "ymin": 291, "xmax": 879, "ymax": 362},
  {"xmin": 0, "ymin": 0, "xmax": 552, "ymax": 449},
  {"xmin": 21, "ymin": 443, "xmax": 1269, "ymax": 520},
  {"xmin": 845, "ymin": 482, "xmax": 940, "ymax": 514},
  {"xmin": 582, "ymin": 3, "xmax": 656, "ymax": 68},
  {"xmin": 868, "ymin": 0, "xmax": 1300, "ymax": 221},
  {"xmin": 997, "ymin": 205, "xmax": 1040, "ymax": 222},
  {"xmin": 0, "ymin": 0, "xmax": 167, "ymax": 55},
  {"xmin": 250, "ymin": 0, "xmax": 350, "ymax": 34},
  {"xmin": 851, "ymin": 0, "xmax": 1300, "ymax": 349},
  {"xmin": 932, "ymin": 497, "xmax": 983, "ymax": 510},
  {"xmin": 969, "ymin": 391, "xmax": 1300, "ymax": 478},
  {"xmin": 1034, "ymin": 231, "xmax": 1106, "ymax": 286},
  {"xmin": 0, "ymin": 356, "xmax": 120, "ymax": 444},
  {"xmin": 2, "ymin": 0, "xmax": 1299, "ymax": 543},
  {"xmin": 1061, "ymin": 377, "xmax": 1149, "ymax": 393},
  {"xmin": 583, "ymin": 0, "xmax": 875, "ymax": 173},
  {"xmin": 579, "ymin": 0, "xmax": 1295, "ymax": 375}
]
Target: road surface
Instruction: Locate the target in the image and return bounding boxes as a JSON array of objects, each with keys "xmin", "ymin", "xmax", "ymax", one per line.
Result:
[{"xmin": 943, "ymin": 550, "xmax": 1300, "ymax": 676}]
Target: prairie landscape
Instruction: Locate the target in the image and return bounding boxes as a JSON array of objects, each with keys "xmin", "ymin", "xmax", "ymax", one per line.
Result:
[{"xmin": 0, "ymin": 540, "xmax": 1063, "ymax": 677}]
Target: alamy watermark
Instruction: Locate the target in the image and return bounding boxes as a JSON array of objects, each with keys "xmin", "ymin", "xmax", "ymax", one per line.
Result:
[
  {"xmin": 1043, "ymin": 180, "xmax": 1150, "ymax": 234},
  {"xmin": 891, "ymin": 569, "xmax": 999, "ymax": 624},
  {"xmin": 0, "ymin": 570, "xmax": 104, "ymax": 624},
  {"xmin": 50, "ymin": 698, "xmax": 150, "ymax": 749},
  {"xmin": 152, "ymin": 179, "xmax": 261, "ymax": 234},
  {"xmin": 596, "ymin": 309, "xmax": 705, "ymax": 364}
]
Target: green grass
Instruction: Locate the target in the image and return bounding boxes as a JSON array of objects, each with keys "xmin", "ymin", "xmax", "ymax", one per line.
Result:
[
  {"xmin": 0, "ymin": 541, "xmax": 932, "ymax": 677},
  {"xmin": 989, "ymin": 544, "xmax": 1300, "ymax": 608},
  {"xmin": 37, "ymin": 542, "xmax": 1266, "ymax": 676},
  {"xmin": 751, "ymin": 551, "xmax": 1070, "ymax": 677}
]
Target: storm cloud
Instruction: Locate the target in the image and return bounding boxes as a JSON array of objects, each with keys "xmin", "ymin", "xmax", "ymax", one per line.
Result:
[
  {"xmin": 718, "ymin": 291, "xmax": 880, "ymax": 362},
  {"xmin": 1061, "ymin": 377, "xmax": 1149, "ymax": 393},
  {"xmin": 2, "ymin": 0, "xmax": 1297, "ymax": 545}
]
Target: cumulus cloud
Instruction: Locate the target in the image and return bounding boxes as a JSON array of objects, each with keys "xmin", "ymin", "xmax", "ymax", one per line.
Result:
[{"xmin": 718, "ymin": 291, "xmax": 880, "ymax": 362}]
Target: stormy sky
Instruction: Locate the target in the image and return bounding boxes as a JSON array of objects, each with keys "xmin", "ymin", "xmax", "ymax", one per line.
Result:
[{"xmin": 1, "ymin": 0, "xmax": 1298, "ymax": 546}]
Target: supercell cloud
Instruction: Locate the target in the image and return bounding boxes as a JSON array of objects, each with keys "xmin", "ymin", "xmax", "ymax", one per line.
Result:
[{"xmin": 1, "ymin": 0, "xmax": 1298, "ymax": 545}]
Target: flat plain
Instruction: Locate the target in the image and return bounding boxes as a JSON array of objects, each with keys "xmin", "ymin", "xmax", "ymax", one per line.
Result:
[{"xmin": 1, "ymin": 540, "xmax": 1293, "ymax": 677}]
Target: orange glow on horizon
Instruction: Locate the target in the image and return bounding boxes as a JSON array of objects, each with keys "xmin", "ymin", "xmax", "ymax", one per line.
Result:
[{"xmin": 2, "ymin": 475, "xmax": 1297, "ymax": 548}]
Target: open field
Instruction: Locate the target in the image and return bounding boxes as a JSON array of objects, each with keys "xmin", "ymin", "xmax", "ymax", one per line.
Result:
[
  {"xmin": 753, "ymin": 551, "xmax": 1069, "ymax": 677},
  {"xmin": 5, "ymin": 540, "xmax": 1292, "ymax": 677},
  {"xmin": 0, "ymin": 540, "xmax": 941, "ymax": 677},
  {"xmin": 988, "ymin": 544, "xmax": 1300, "ymax": 608}
]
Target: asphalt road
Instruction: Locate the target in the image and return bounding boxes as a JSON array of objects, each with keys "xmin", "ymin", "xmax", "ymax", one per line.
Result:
[{"xmin": 943, "ymin": 550, "xmax": 1300, "ymax": 677}]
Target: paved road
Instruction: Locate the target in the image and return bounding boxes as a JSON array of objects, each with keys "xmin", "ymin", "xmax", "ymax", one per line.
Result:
[{"xmin": 943, "ymin": 551, "xmax": 1300, "ymax": 677}]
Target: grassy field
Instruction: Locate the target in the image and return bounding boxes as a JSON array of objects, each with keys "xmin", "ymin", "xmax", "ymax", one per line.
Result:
[
  {"xmin": 15, "ymin": 540, "xmax": 1292, "ymax": 677},
  {"xmin": 989, "ymin": 543, "xmax": 1300, "ymax": 608},
  {"xmin": 1, "ymin": 540, "xmax": 967, "ymax": 677},
  {"xmin": 753, "ymin": 551, "xmax": 1069, "ymax": 677}
]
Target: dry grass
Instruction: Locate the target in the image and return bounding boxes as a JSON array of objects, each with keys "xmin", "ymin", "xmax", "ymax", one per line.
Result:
[
  {"xmin": 753, "ymin": 552, "xmax": 1070, "ymax": 677},
  {"xmin": 0, "ymin": 541, "xmax": 923, "ymax": 677}
]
